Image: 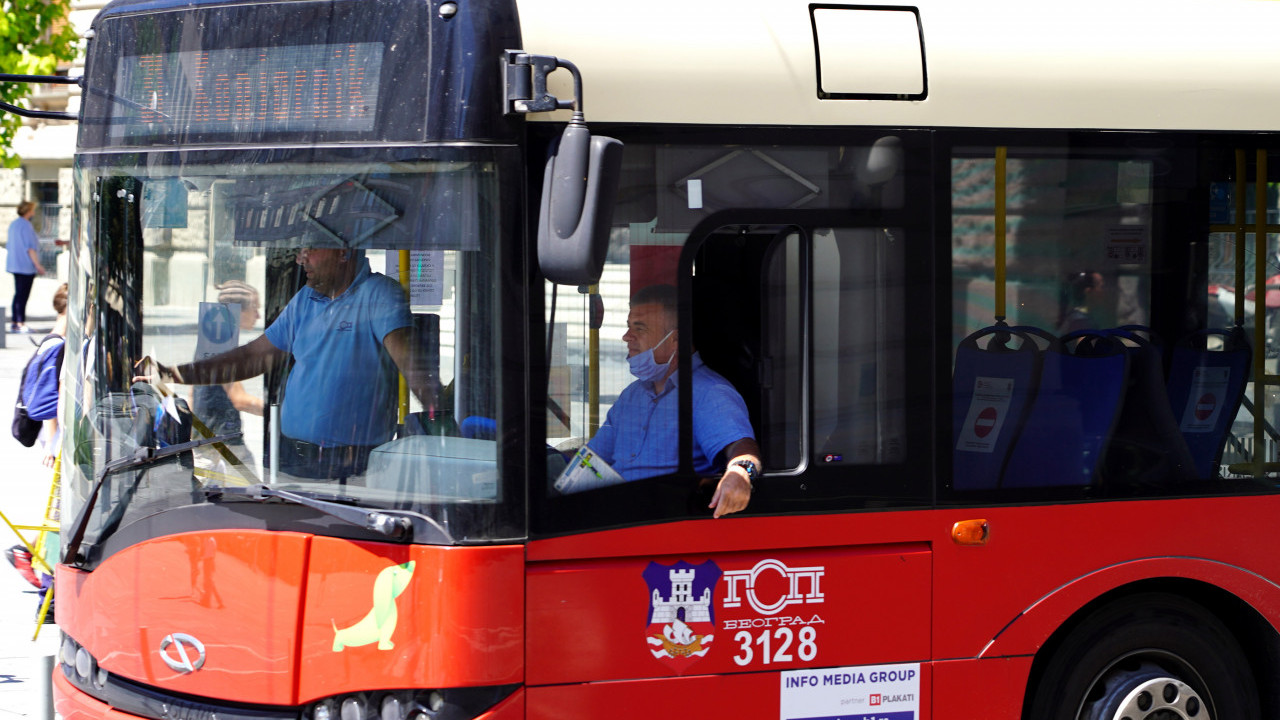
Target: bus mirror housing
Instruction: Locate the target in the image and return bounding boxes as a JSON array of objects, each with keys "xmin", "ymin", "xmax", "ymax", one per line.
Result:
[
  {"xmin": 537, "ymin": 118, "xmax": 623, "ymax": 286},
  {"xmin": 504, "ymin": 51, "xmax": 624, "ymax": 285}
]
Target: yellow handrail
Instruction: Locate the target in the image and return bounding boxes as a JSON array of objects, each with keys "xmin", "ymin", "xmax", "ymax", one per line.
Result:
[
  {"xmin": 994, "ymin": 146, "xmax": 1007, "ymax": 322},
  {"xmin": 398, "ymin": 249, "xmax": 411, "ymax": 422}
]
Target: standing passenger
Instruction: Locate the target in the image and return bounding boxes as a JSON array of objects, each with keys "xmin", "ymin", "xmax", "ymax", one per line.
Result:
[
  {"xmin": 140, "ymin": 246, "xmax": 435, "ymax": 480},
  {"xmin": 191, "ymin": 280, "xmax": 264, "ymax": 466},
  {"xmin": 1058, "ymin": 270, "xmax": 1105, "ymax": 335}
]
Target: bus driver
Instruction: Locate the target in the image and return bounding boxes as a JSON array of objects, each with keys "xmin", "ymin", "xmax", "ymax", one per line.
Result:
[
  {"xmin": 139, "ymin": 246, "xmax": 435, "ymax": 480},
  {"xmin": 586, "ymin": 284, "xmax": 760, "ymax": 518}
]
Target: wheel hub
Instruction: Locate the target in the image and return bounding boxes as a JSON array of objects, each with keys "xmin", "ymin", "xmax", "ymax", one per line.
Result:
[
  {"xmin": 1113, "ymin": 677, "xmax": 1204, "ymax": 719},
  {"xmin": 1086, "ymin": 663, "xmax": 1209, "ymax": 720}
]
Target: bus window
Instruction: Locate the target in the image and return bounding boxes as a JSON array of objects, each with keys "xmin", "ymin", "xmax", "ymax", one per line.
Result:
[
  {"xmin": 811, "ymin": 227, "xmax": 907, "ymax": 466},
  {"xmin": 1203, "ymin": 151, "xmax": 1280, "ymax": 481},
  {"xmin": 950, "ymin": 144, "xmax": 1164, "ymax": 496},
  {"xmin": 690, "ymin": 226, "xmax": 804, "ymax": 474},
  {"xmin": 63, "ymin": 156, "xmax": 514, "ymax": 564},
  {"xmin": 948, "ymin": 138, "xmax": 1279, "ymax": 497},
  {"xmin": 697, "ymin": 224, "xmax": 908, "ymax": 472},
  {"xmin": 538, "ymin": 133, "xmax": 932, "ymax": 531}
]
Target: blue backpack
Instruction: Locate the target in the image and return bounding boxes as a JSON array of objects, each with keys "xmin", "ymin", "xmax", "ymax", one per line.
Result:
[{"xmin": 11, "ymin": 335, "xmax": 64, "ymax": 446}]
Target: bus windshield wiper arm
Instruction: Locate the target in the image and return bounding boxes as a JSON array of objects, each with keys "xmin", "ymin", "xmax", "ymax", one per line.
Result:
[
  {"xmin": 64, "ymin": 432, "xmax": 244, "ymax": 566},
  {"xmin": 208, "ymin": 484, "xmax": 453, "ymax": 545}
]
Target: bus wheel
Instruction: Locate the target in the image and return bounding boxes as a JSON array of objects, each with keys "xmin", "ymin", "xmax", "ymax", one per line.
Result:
[{"xmin": 1026, "ymin": 594, "xmax": 1259, "ymax": 720}]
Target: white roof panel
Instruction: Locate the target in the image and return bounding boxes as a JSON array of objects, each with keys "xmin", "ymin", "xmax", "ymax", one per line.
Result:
[{"xmin": 516, "ymin": 0, "xmax": 1280, "ymax": 131}]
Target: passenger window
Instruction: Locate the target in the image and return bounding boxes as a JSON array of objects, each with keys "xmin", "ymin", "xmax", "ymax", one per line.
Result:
[
  {"xmin": 948, "ymin": 141, "xmax": 1276, "ymax": 497},
  {"xmin": 950, "ymin": 148, "xmax": 1161, "ymax": 495}
]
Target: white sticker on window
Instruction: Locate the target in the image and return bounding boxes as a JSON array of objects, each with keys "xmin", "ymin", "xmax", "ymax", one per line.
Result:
[
  {"xmin": 956, "ymin": 377, "xmax": 1013, "ymax": 454},
  {"xmin": 1179, "ymin": 365, "xmax": 1230, "ymax": 433},
  {"xmin": 687, "ymin": 178, "xmax": 703, "ymax": 209}
]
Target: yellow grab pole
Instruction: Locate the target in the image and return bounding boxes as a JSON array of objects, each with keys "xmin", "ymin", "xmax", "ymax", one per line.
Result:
[
  {"xmin": 995, "ymin": 146, "xmax": 1008, "ymax": 322},
  {"xmin": 398, "ymin": 249, "xmax": 411, "ymax": 421},
  {"xmin": 1236, "ymin": 149, "xmax": 1247, "ymax": 325}
]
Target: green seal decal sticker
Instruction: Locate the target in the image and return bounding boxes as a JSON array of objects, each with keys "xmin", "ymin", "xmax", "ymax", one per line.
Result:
[{"xmin": 332, "ymin": 560, "xmax": 416, "ymax": 651}]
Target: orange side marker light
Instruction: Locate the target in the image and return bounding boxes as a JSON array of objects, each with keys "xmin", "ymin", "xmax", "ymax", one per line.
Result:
[{"xmin": 952, "ymin": 519, "xmax": 990, "ymax": 546}]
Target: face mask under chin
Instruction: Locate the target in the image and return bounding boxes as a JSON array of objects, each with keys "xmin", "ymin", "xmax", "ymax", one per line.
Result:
[{"xmin": 628, "ymin": 330, "xmax": 674, "ymax": 383}]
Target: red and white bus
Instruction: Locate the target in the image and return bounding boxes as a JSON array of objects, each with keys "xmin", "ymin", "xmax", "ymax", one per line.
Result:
[{"xmin": 8, "ymin": 0, "xmax": 1280, "ymax": 717}]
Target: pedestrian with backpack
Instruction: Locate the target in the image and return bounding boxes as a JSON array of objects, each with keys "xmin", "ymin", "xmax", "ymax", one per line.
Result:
[
  {"xmin": 6, "ymin": 283, "xmax": 67, "ymax": 619},
  {"xmin": 12, "ymin": 283, "xmax": 68, "ymax": 462}
]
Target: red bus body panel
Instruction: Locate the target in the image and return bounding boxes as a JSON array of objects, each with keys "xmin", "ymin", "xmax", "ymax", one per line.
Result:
[
  {"xmin": 930, "ymin": 497, "xmax": 1280, "ymax": 662},
  {"xmin": 55, "ymin": 531, "xmax": 524, "ymax": 707},
  {"xmin": 52, "ymin": 495, "xmax": 1280, "ymax": 719},
  {"xmin": 526, "ymin": 543, "xmax": 930, "ymax": 684},
  {"xmin": 524, "ymin": 496, "xmax": 1280, "ymax": 718},
  {"xmin": 57, "ymin": 531, "xmax": 309, "ymax": 704},
  {"xmin": 296, "ymin": 537, "xmax": 524, "ymax": 699}
]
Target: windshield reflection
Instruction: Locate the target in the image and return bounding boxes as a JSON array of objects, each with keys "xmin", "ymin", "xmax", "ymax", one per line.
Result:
[{"xmin": 61, "ymin": 157, "xmax": 506, "ymax": 559}]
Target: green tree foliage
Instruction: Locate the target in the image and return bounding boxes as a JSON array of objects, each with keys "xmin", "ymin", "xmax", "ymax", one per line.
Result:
[{"xmin": 0, "ymin": 0, "xmax": 79, "ymax": 167}]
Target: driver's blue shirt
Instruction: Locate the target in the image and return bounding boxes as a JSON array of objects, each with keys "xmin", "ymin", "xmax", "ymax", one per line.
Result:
[
  {"xmin": 588, "ymin": 353, "xmax": 754, "ymax": 480},
  {"xmin": 264, "ymin": 257, "xmax": 412, "ymax": 446}
]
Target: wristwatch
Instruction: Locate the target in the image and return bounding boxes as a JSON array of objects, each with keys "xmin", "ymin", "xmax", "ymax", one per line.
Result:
[{"xmin": 732, "ymin": 459, "xmax": 760, "ymax": 484}]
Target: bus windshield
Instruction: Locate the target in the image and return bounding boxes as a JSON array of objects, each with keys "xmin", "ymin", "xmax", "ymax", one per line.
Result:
[{"xmin": 61, "ymin": 153, "xmax": 512, "ymax": 559}]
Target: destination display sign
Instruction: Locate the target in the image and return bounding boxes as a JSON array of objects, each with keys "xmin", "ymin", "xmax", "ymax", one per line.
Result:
[{"xmin": 109, "ymin": 42, "xmax": 383, "ymax": 137}]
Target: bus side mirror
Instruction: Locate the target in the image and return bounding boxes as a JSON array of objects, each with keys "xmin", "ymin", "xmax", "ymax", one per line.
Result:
[{"xmin": 537, "ymin": 121, "xmax": 623, "ymax": 285}]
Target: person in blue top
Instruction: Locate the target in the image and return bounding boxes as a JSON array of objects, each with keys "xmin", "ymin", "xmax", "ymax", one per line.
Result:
[
  {"xmin": 587, "ymin": 284, "xmax": 760, "ymax": 518},
  {"xmin": 144, "ymin": 245, "xmax": 434, "ymax": 480},
  {"xmin": 7, "ymin": 201, "xmax": 47, "ymax": 333},
  {"xmin": 190, "ymin": 280, "xmax": 264, "ymax": 466}
]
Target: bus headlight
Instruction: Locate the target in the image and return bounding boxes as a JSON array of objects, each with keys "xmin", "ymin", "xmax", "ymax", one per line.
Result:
[
  {"xmin": 60, "ymin": 635, "xmax": 76, "ymax": 668},
  {"xmin": 74, "ymin": 646, "xmax": 94, "ymax": 681},
  {"xmin": 306, "ymin": 686, "xmax": 518, "ymax": 720},
  {"xmin": 58, "ymin": 634, "xmax": 109, "ymax": 691},
  {"xmin": 312, "ymin": 699, "xmax": 336, "ymax": 720},
  {"xmin": 379, "ymin": 695, "xmax": 402, "ymax": 720},
  {"xmin": 340, "ymin": 696, "xmax": 366, "ymax": 720}
]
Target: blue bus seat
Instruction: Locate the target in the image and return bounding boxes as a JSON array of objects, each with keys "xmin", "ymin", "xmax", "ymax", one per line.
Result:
[
  {"xmin": 1115, "ymin": 325, "xmax": 1164, "ymax": 359},
  {"xmin": 1008, "ymin": 325, "xmax": 1058, "ymax": 352},
  {"xmin": 1166, "ymin": 327, "xmax": 1250, "ymax": 479},
  {"xmin": 460, "ymin": 415, "xmax": 497, "ymax": 440},
  {"xmin": 1095, "ymin": 327, "xmax": 1197, "ymax": 486},
  {"xmin": 1003, "ymin": 332, "xmax": 1128, "ymax": 488},
  {"xmin": 952, "ymin": 324, "xmax": 1040, "ymax": 491}
]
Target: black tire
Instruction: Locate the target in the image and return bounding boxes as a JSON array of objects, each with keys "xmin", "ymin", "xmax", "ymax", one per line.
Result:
[{"xmin": 1026, "ymin": 593, "xmax": 1259, "ymax": 720}]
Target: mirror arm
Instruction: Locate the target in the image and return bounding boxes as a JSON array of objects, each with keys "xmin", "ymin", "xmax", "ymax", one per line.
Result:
[
  {"xmin": 0, "ymin": 73, "xmax": 82, "ymax": 121},
  {"xmin": 503, "ymin": 51, "xmax": 582, "ymax": 115}
]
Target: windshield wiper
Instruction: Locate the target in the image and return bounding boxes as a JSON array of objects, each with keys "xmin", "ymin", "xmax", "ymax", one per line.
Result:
[
  {"xmin": 64, "ymin": 432, "xmax": 245, "ymax": 566},
  {"xmin": 208, "ymin": 484, "xmax": 453, "ymax": 545}
]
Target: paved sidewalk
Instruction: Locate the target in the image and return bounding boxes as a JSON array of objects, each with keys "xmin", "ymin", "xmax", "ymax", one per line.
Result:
[{"xmin": 0, "ymin": 276, "xmax": 68, "ymax": 719}]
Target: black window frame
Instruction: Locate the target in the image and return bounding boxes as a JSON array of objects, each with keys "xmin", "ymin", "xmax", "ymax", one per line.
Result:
[{"xmin": 529, "ymin": 126, "xmax": 937, "ymax": 538}]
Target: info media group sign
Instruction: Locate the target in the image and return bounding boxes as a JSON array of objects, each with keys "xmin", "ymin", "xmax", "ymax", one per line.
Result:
[{"xmin": 780, "ymin": 663, "xmax": 920, "ymax": 720}]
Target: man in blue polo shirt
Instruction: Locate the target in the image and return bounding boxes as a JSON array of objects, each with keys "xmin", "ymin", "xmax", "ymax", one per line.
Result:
[
  {"xmin": 148, "ymin": 245, "xmax": 433, "ymax": 479},
  {"xmin": 587, "ymin": 284, "xmax": 760, "ymax": 518}
]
